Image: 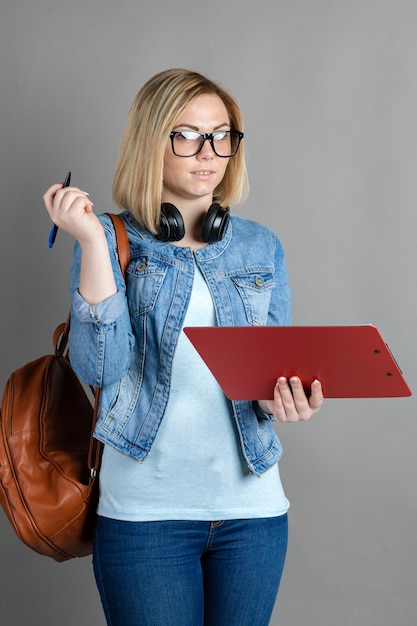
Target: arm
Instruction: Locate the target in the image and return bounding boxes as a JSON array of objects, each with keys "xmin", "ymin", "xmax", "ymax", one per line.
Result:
[{"xmin": 43, "ymin": 183, "xmax": 134, "ymax": 386}]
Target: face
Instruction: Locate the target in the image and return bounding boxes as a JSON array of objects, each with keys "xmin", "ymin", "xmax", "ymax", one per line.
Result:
[{"xmin": 162, "ymin": 93, "xmax": 231, "ymax": 209}]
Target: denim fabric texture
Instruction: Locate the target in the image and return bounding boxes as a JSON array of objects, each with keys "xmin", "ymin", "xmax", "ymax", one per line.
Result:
[
  {"xmin": 93, "ymin": 514, "xmax": 288, "ymax": 626},
  {"xmin": 69, "ymin": 210, "xmax": 292, "ymax": 474}
]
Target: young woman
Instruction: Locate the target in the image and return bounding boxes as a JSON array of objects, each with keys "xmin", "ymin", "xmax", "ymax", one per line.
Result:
[{"xmin": 43, "ymin": 68, "xmax": 323, "ymax": 626}]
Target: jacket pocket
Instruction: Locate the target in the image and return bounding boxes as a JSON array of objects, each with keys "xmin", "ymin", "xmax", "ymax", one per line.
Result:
[
  {"xmin": 126, "ymin": 255, "xmax": 168, "ymax": 316},
  {"xmin": 231, "ymin": 269, "xmax": 275, "ymax": 325}
]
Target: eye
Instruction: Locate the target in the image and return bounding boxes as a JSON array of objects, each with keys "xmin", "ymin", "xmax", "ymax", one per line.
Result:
[
  {"xmin": 176, "ymin": 130, "xmax": 201, "ymax": 141},
  {"xmin": 212, "ymin": 131, "xmax": 228, "ymax": 141}
]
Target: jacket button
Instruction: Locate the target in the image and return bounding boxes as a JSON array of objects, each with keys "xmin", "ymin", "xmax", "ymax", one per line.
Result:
[
  {"xmin": 136, "ymin": 258, "xmax": 147, "ymax": 272},
  {"xmin": 254, "ymin": 276, "xmax": 264, "ymax": 288}
]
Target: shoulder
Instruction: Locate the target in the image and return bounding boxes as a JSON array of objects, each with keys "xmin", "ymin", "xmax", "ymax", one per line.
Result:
[
  {"xmin": 97, "ymin": 213, "xmax": 118, "ymax": 245},
  {"xmin": 97, "ymin": 210, "xmax": 142, "ymax": 251},
  {"xmin": 230, "ymin": 214, "xmax": 275, "ymax": 235},
  {"xmin": 229, "ymin": 215, "xmax": 283, "ymax": 250}
]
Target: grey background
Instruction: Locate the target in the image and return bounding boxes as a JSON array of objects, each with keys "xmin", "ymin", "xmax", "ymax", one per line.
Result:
[{"xmin": 1, "ymin": 1, "xmax": 416, "ymax": 624}]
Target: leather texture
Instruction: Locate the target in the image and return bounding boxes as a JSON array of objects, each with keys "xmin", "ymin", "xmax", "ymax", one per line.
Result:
[{"xmin": 0, "ymin": 213, "xmax": 129, "ymax": 561}]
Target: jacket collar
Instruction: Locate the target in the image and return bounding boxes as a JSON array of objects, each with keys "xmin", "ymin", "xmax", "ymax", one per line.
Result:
[{"xmin": 122, "ymin": 209, "xmax": 232, "ymax": 260}]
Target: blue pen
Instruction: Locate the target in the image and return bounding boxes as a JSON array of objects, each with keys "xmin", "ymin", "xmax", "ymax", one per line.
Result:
[{"xmin": 48, "ymin": 171, "xmax": 71, "ymax": 248}]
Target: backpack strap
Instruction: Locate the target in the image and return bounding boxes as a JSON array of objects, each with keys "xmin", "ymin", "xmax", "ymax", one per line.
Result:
[
  {"xmin": 106, "ymin": 213, "xmax": 130, "ymax": 275},
  {"xmin": 89, "ymin": 213, "xmax": 130, "ymax": 477}
]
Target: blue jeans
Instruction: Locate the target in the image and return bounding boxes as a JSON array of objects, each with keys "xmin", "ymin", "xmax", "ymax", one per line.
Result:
[{"xmin": 93, "ymin": 514, "xmax": 288, "ymax": 626}]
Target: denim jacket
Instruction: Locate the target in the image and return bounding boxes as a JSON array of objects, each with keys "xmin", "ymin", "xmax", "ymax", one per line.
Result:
[{"xmin": 69, "ymin": 210, "xmax": 292, "ymax": 475}]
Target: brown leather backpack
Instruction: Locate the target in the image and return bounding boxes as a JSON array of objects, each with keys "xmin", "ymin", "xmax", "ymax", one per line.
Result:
[{"xmin": 0, "ymin": 214, "xmax": 129, "ymax": 562}]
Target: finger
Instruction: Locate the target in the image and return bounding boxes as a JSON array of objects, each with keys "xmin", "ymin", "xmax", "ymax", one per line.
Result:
[
  {"xmin": 53, "ymin": 185, "xmax": 88, "ymax": 203},
  {"xmin": 53, "ymin": 188, "xmax": 91, "ymax": 214},
  {"xmin": 287, "ymin": 377, "xmax": 313, "ymax": 421},
  {"xmin": 43, "ymin": 183, "xmax": 64, "ymax": 210},
  {"xmin": 309, "ymin": 379, "xmax": 324, "ymax": 410},
  {"xmin": 273, "ymin": 377, "xmax": 301, "ymax": 422},
  {"xmin": 277, "ymin": 377, "xmax": 298, "ymax": 407},
  {"xmin": 287, "ymin": 376, "xmax": 309, "ymax": 403}
]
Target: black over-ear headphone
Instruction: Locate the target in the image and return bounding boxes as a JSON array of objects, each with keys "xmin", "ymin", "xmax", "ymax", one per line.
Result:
[{"xmin": 157, "ymin": 202, "xmax": 230, "ymax": 243}]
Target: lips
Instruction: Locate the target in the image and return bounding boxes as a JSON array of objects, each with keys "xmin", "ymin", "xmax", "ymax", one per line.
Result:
[{"xmin": 192, "ymin": 170, "xmax": 216, "ymax": 181}]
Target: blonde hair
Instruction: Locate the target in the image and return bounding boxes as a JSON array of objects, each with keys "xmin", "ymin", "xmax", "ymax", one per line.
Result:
[{"xmin": 112, "ymin": 69, "xmax": 249, "ymax": 233}]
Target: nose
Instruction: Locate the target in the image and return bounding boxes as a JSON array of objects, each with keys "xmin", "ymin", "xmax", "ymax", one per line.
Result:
[{"xmin": 197, "ymin": 137, "xmax": 215, "ymax": 159}]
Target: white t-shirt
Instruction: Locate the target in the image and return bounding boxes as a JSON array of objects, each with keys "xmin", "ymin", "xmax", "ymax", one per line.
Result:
[{"xmin": 98, "ymin": 262, "xmax": 289, "ymax": 521}]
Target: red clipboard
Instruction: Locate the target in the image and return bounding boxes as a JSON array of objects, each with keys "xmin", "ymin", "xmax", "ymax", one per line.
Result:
[{"xmin": 183, "ymin": 325, "xmax": 412, "ymax": 399}]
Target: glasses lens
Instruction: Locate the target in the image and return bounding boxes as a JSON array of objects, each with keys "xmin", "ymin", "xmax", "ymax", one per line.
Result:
[
  {"xmin": 211, "ymin": 131, "xmax": 242, "ymax": 157},
  {"xmin": 211, "ymin": 131, "xmax": 232, "ymax": 157},
  {"xmin": 172, "ymin": 131, "xmax": 202, "ymax": 156}
]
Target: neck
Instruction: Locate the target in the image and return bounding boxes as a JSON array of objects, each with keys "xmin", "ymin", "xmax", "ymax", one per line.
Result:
[
  {"xmin": 172, "ymin": 211, "xmax": 208, "ymax": 250},
  {"xmin": 163, "ymin": 197, "xmax": 212, "ymax": 248}
]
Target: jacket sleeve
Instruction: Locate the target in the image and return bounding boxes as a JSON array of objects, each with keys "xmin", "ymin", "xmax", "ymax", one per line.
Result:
[
  {"xmin": 68, "ymin": 214, "xmax": 135, "ymax": 387},
  {"xmin": 267, "ymin": 231, "xmax": 292, "ymax": 327}
]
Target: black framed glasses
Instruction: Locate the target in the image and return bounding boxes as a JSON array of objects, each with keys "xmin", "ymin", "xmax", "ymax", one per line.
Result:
[{"xmin": 169, "ymin": 129, "xmax": 244, "ymax": 158}]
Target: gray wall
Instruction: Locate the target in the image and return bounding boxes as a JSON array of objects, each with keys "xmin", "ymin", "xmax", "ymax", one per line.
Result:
[{"xmin": 1, "ymin": 1, "xmax": 416, "ymax": 624}]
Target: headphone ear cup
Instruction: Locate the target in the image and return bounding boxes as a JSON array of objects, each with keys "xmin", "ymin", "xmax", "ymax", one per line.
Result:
[
  {"xmin": 157, "ymin": 203, "xmax": 185, "ymax": 241},
  {"xmin": 201, "ymin": 204, "xmax": 230, "ymax": 243}
]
